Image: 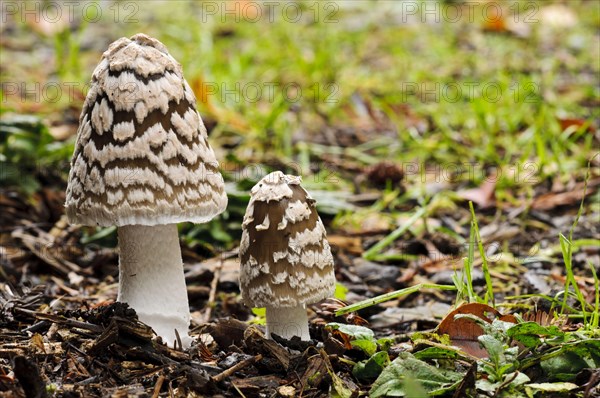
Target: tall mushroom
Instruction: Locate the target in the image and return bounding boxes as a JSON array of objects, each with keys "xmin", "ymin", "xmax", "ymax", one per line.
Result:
[
  {"xmin": 65, "ymin": 34, "xmax": 227, "ymax": 348},
  {"xmin": 239, "ymin": 171, "xmax": 336, "ymax": 340}
]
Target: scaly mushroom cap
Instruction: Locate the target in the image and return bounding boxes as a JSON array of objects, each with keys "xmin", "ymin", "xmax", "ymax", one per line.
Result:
[
  {"xmin": 239, "ymin": 171, "xmax": 336, "ymax": 308},
  {"xmin": 65, "ymin": 33, "xmax": 227, "ymax": 226}
]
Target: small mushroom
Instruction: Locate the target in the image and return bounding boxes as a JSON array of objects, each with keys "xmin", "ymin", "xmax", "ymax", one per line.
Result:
[
  {"xmin": 65, "ymin": 34, "xmax": 227, "ymax": 348},
  {"xmin": 239, "ymin": 171, "xmax": 336, "ymax": 340}
]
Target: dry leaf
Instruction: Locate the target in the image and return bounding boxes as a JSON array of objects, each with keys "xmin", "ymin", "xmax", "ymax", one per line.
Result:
[
  {"xmin": 532, "ymin": 178, "xmax": 600, "ymax": 210},
  {"xmin": 557, "ymin": 117, "xmax": 596, "ymax": 133},
  {"xmin": 458, "ymin": 178, "xmax": 497, "ymax": 208},
  {"xmin": 327, "ymin": 235, "xmax": 363, "ymax": 255},
  {"xmin": 482, "ymin": 6, "xmax": 507, "ymax": 33},
  {"xmin": 437, "ymin": 303, "xmax": 515, "ymax": 358},
  {"xmin": 30, "ymin": 333, "xmax": 46, "ymax": 354}
]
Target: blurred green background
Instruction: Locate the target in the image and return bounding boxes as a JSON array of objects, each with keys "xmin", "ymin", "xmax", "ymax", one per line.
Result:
[{"xmin": 1, "ymin": 0, "xmax": 598, "ymax": 251}]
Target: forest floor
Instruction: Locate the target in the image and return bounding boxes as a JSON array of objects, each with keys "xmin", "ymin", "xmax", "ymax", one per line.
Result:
[{"xmin": 1, "ymin": 1, "xmax": 599, "ymax": 397}]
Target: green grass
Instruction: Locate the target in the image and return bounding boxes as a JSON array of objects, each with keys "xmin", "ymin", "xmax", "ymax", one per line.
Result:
[{"xmin": 3, "ymin": 3, "xmax": 598, "ymax": 183}]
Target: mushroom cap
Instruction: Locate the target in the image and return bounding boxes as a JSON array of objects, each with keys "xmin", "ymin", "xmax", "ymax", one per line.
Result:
[
  {"xmin": 239, "ymin": 171, "xmax": 336, "ymax": 308},
  {"xmin": 65, "ymin": 33, "xmax": 227, "ymax": 226}
]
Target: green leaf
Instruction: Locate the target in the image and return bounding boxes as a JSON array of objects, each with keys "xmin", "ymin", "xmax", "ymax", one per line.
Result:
[
  {"xmin": 412, "ymin": 332, "xmax": 452, "ymax": 346},
  {"xmin": 250, "ymin": 307, "xmax": 266, "ymax": 325},
  {"xmin": 540, "ymin": 351, "xmax": 590, "ymax": 381},
  {"xmin": 476, "ymin": 372, "xmax": 529, "ymax": 395},
  {"xmin": 81, "ymin": 226, "xmax": 117, "ymax": 244},
  {"xmin": 331, "ymin": 372, "xmax": 354, "ymax": 398},
  {"xmin": 351, "ymin": 338, "xmax": 378, "ymax": 356},
  {"xmin": 353, "ymin": 351, "xmax": 390, "ymax": 382},
  {"xmin": 414, "ymin": 346, "xmax": 459, "ymax": 360},
  {"xmin": 370, "ymin": 352, "xmax": 463, "ymax": 398},
  {"xmin": 507, "ymin": 322, "xmax": 564, "ymax": 348},
  {"xmin": 326, "ymin": 323, "xmax": 375, "ymax": 340},
  {"xmin": 478, "ymin": 334, "xmax": 505, "ymax": 364},
  {"xmin": 477, "ymin": 334, "xmax": 519, "ymax": 381},
  {"xmin": 334, "ymin": 283, "xmax": 349, "ymax": 301},
  {"xmin": 567, "ymin": 339, "xmax": 600, "ymax": 365},
  {"xmin": 507, "ymin": 322, "xmax": 563, "ymax": 338},
  {"xmin": 209, "ymin": 222, "xmax": 233, "ymax": 243},
  {"xmin": 402, "ymin": 377, "xmax": 428, "ymax": 398},
  {"xmin": 0, "ymin": 116, "xmax": 72, "ymax": 195},
  {"xmin": 512, "ymin": 334, "xmax": 541, "ymax": 349},
  {"xmin": 475, "ymin": 378, "xmax": 500, "ymax": 394},
  {"xmin": 506, "ymin": 372, "xmax": 530, "ymax": 387},
  {"xmin": 377, "ymin": 337, "xmax": 394, "ymax": 351},
  {"xmin": 326, "ymin": 323, "xmax": 379, "ymax": 355}
]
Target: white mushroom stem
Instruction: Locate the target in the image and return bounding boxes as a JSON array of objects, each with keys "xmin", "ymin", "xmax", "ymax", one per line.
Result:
[
  {"xmin": 265, "ymin": 305, "xmax": 310, "ymax": 340},
  {"xmin": 117, "ymin": 224, "xmax": 192, "ymax": 348}
]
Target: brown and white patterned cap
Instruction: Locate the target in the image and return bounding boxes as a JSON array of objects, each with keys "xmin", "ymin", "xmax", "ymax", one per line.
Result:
[
  {"xmin": 239, "ymin": 171, "xmax": 336, "ymax": 308},
  {"xmin": 65, "ymin": 34, "xmax": 227, "ymax": 226}
]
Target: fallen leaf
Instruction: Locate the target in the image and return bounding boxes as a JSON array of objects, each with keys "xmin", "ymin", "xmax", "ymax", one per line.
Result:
[
  {"xmin": 206, "ymin": 318, "xmax": 249, "ymax": 349},
  {"xmin": 522, "ymin": 310, "xmax": 570, "ymax": 329},
  {"xmin": 482, "ymin": 6, "xmax": 507, "ymax": 33},
  {"xmin": 531, "ymin": 178, "xmax": 600, "ymax": 210},
  {"xmin": 321, "ymin": 349, "xmax": 358, "ymax": 398},
  {"xmin": 437, "ymin": 303, "xmax": 515, "ymax": 358},
  {"xmin": 300, "ymin": 355, "xmax": 327, "ymax": 388},
  {"xmin": 557, "ymin": 117, "xmax": 595, "ymax": 133},
  {"xmin": 327, "ymin": 235, "xmax": 363, "ymax": 254},
  {"xmin": 458, "ymin": 177, "xmax": 497, "ymax": 208},
  {"xmin": 30, "ymin": 333, "xmax": 45, "ymax": 354}
]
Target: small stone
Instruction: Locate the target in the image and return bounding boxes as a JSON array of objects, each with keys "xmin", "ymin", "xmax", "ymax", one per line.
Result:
[{"xmin": 277, "ymin": 385, "xmax": 296, "ymax": 398}]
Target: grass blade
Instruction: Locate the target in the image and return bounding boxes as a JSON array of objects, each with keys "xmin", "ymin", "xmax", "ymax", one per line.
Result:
[
  {"xmin": 468, "ymin": 202, "xmax": 495, "ymax": 306},
  {"xmin": 363, "ymin": 207, "xmax": 427, "ymax": 260},
  {"xmin": 334, "ymin": 284, "xmax": 456, "ymax": 316}
]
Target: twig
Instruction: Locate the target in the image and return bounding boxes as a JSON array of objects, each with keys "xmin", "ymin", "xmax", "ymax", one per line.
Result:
[
  {"xmin": 363, "ymin": 206, "xmax": 428, "ymax": 260},
  {"xmin": 11, "ymin": 229, "xmax": 85, "ymax": 276},
  {"xmin": 174, "ymin": 328, "xmax": 182, "ymax": 351},
  {"xmin": 14, "ymin": 308, "xmax": 103, "ymax": 333},
  {"xmin": 64, "ymin": 342, "xmax": 125, "ymax": 383},
  {"xmin": 493, "ymin": 371, "xmax": 519, "ymax": 397},
  {"xmin": 151, "ymin": 374, "xmax": 165, "ymax": 398},
  {"xmin": 584, "ymin": 370, "xmax": 599, "ymax": 398},
  {"xmin": 50, "ymin": 276, "xmax": 80, "ymax": 296},
  {"xmin": 168, "ymin": 379, "xmax": 175, "ymax": 398},
  {"xmin": 22, "ymin": 321, "xmax": 51, "ymax": 333},
  {"xmin": 203, "ymin": 258, "xmax": 223, "ymax": 324},
  {"xmin": 74, "ymin": 375, "xmax": 99, "ymax": 386},
  {"xmin": 232, "ymin": 381, "xmax": 247, "ymax": 398},
  {"xmin": 211, "ymin": 354, "xmax": 262, "ymax": 383}
]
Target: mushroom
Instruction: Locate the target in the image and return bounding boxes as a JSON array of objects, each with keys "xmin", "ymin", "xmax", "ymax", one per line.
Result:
[
  {"xmin": 239, "ymin": 171, "xmax": 336, "ymax": 340},
  {"xmin": 65, "ymin": 34, "xmax": 227, "ymax": 348}
]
